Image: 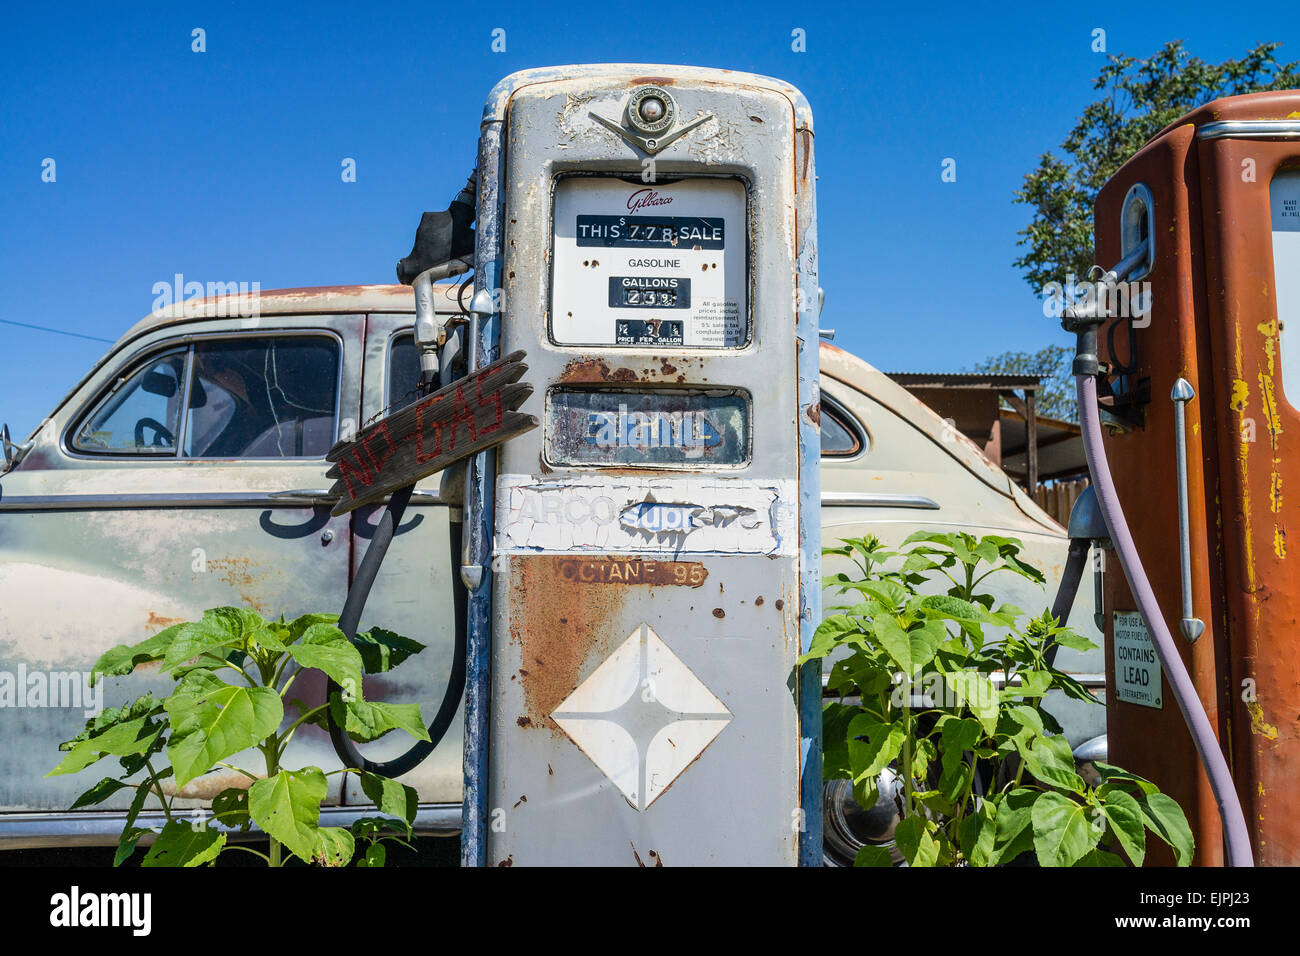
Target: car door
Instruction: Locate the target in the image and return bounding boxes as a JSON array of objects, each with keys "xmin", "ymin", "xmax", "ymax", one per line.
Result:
[
  {"xmin": 339, "ymin": 313, "xmax": 465, "ymax": 809},
  {"xmin": 0, "ymin": 313, "xmax": 363, "ymax": 815}
]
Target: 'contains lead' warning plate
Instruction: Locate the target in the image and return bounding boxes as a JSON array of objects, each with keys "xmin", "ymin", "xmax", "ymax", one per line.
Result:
[
  {"xmin": 1113, "ymin": 610, "xmax": 1163, "ymax": 709},
  {"xmin": 550, "ymin": 177, "xmax": 747, "ymax": 348}
]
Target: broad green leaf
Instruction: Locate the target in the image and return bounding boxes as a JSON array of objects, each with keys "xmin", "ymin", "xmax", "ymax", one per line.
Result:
[
  {"xmin": 332, "ymin": 694, "xmax": 430, "ymax": 744},
  {"xmin": 1023, "ymin": 734, "xmax": 1086, "ymax": 794},
  {"xmin": 114, "ymin": 782, "xmax": 153, "ymax": 867},
  {"xmin": 311, "ymin": 827, "xmax": 356, "ymax": 867},
  {"xmin": 161, "ymin": 608, "xmax": 264, "ymax": 673},
  {"xmin": 165, "ymin": 670, "xmax": 283, "ymax": 787},
  {"xmin": 285, "ymin": 612, "xmax": 340, "ymax": 643},
  {"xmin": 1076, "ymin": 848, "xmax": 1127, "ymax": 866},
  {"xmin": 847, "ymin": 714, "xmax": 904, "ymax": 782},
  {"xmin": 142, "ymin": 820, "xmax": 226, "ymax": 867},
  {"xmin": 211, "ymin": 787, "xmax": 252, "ymax": 831},
  {"xmin": 946, "ymin": 671, "xmax": 999, "ymax": 735},
  {"xmin": 68, "ymin": 777, "xmax": 130, "ymax": 810},
  {"xmin": 48, "ymin": 716, "xmax": 165, "ymax": 777},
  {"xmin": 1100, "ymin": 788, "xmax": 1146, "ymax": 866},
  {"xmin": 350, "ymin": 816, "xmax": 410, "ymax": 841},
  {"xmin": 798, "ymin": 615, "xmax": 869, "ymax": 664},
  {"xmin": 919, "ymin": 594, "xmax": 990, "ymax": 624},
  {"xmin": 360, "ymin": 772, "xmax": 418, "ymax": 825},
  {"xmin": 286, "ymin": 623, "xmax": 364, "ymax": 690},
  {"xmin": 1031, "ymin": 791, "xmax": 1103, "ymax": 867},
  {"xmin": 92, "ymin": 628, "xmax": 184, "ymax": 682},
  {"xmin": 1050, "ymin": 629, "xmax": 1098, "ymax": 652},
  {"xmin": 248, "ymin": 767, "xmax": 328, "ymax": 864},
  {"xmin": 938, "ymin": 717, "xmax": 982, "ymax": 800},
  {"xmin": 1092, "ymin": 760, "xmax": 1160, "ymax": 796},
  {"xmin": 358, "ymin": 842, "xmax": 387, "ymax": 868},
  {"xmin": 820, "ymin": 701, "xmax": 860, "ymax": 779},
  {"xmin": 958, "ymin": 800, "xmax": 998, "ymax": 866},
  {"xmin": 1004, "ymin": 669, "xmax": 1053, "ymax": 699},
  {"xmin": 354, "ymin": 626, "xmax": 426, "ymax": 674},
  {"xmin": 853, "ymin": 845, "xmax": 893, "ymax": 867},
  {"xmin": 991, "ymin": 788, "xmax": 1037, "ymax": 865},
  {"xmin": 1139, "ymin": 792, "xmax": 1195, "ymax": 866},
  {"xmin": 894, "ymin": 815, "xmax": 940, "ymax": 867},
  {"xmin": 873, "ymin": 615, "xmax": 944, "ymax": 675},
  {"xmin": 56, "ymin": 694, "xmax": 163, "ymax": 751}
]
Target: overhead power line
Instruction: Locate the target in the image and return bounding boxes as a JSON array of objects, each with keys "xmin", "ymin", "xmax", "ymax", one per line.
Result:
[{"xmin": 0, "ymin": 318, "xmax": 114, "ymax": 344}]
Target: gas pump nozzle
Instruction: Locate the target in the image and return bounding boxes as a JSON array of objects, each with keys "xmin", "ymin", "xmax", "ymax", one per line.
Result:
[{"xmin": 398, "ymin": 174, "xmax": 478, "ymax": 384}]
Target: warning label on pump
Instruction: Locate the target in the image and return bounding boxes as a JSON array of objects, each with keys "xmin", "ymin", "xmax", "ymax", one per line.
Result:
[
  {"xmin": 1114, "ymin": 611, "xmax": 1162, "ymax": 709},
  {"xmin": 551, "ymin": 177, "xmax": 747, "ymax": 348}
]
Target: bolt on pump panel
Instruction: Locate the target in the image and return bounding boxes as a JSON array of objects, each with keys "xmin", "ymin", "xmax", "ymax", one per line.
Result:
[
  {"xmin": 482, "ymin": 66, "xmax": 819, "ymax": 866},
  {"xmin": 1094, "ymin": 90, "xmax": 1300, "ymax": 865}
]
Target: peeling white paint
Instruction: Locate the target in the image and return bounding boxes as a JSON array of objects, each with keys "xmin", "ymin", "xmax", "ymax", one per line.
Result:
[{"xmin": 495, "ymin": 474, "xmax": 796, "ymax": 555}]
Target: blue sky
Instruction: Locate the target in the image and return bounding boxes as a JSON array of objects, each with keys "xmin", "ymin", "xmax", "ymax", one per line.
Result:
[{"xmin": 1, "ymin": 1, "xmax": 1295, "ymax": 437}]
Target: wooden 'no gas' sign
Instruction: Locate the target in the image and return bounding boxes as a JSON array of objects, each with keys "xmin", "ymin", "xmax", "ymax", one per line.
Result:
[{"xmin": 324, "ymin": 351, "xmax": 536, "ymax": 516}]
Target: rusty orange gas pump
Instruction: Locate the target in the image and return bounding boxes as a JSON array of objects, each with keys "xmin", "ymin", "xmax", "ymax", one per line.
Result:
[{"xmin": 1074, "ymin": 90, "xmax": 1300, "ymax": 866}]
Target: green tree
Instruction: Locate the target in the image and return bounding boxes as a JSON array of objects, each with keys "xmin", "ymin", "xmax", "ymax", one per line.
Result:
[
  {"xmin": 971, "ymin": 345, "xmax": 1076, "ymax": 422},
  {"xmin": 1014, "ymin": 40, "xmax": 1300, "ymax": 294}
]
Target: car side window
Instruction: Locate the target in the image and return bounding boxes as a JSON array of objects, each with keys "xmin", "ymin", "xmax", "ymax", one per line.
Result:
[
  {"xmin": 71, "ymin": 348, "xmax": 188, "ymax": 454},
  {"xmin": 184, "ymin": 337, "xmax": 339, "ymax": 458},
  {"xmin": 71, "ymin": 335, "xmax": 340, "ymax": 459},
  {"xmin": 387, "ymin": 332, "xmax": 421, "ymax": 413},
  {"xmin": 821, "ymin": 400, "xmax": 865, "ymax": 457}
]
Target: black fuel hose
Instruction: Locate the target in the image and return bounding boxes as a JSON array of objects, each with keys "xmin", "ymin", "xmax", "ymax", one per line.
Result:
[
  {"xmin": 1044, "ymin": 538, "xmax": 1090, "ymax": 667},
  {"xmin": 325, "ymin": 388, "xmax": 469, "ymax": 779}
]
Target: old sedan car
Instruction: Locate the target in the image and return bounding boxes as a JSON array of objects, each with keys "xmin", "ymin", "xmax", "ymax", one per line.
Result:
[{"xmin": 0, "ymin": 284, "xmax": 1101, "ymax": 851}]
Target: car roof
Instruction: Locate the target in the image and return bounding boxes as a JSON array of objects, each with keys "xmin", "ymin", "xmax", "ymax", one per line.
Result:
[
  {"xmin": 117, "ymin": 282, "xmax": 467, "ymax": 345},
  {"xmin": 83, "ymin": 284, "xmax": 1061, "ymax": 532}
]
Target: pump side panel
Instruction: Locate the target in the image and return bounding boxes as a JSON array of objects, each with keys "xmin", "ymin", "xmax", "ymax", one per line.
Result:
[
  {"xmin": 486, "ymin": 71, "xmax": 805, "ymax": 865},
  {"xmin": 1095, "ymin": 124, "xmax": 1229, "ymax": 865},
  {"xmin": 1196, "ymin": 127, "xmax": 1300, "ymax": 866}
]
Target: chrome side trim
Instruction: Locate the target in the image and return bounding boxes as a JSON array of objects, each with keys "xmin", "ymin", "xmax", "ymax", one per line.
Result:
[
  {"xmin": 1198, "ymin": 120, "xmax": 1300, "ymax": 141},
  {"xmin": 0, "ymin": 803, "xmax": 462, "ymax": 850},
  {"xmin": 821, "ymin": 492, "xmax": 939, "ymax": 510},
  {"xmin": 0, "ymin": 490, "xmax": 444, "ymax": 511}
]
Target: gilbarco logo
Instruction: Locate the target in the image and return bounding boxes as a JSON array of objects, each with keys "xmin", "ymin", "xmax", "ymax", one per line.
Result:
[{"xmin": 626, "ymin": 188, "xmax": 673, "ymax": 213}]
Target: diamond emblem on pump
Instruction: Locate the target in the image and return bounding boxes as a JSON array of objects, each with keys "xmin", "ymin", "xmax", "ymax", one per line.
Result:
[{"xmin": 551, "ymin": 623, "xmax": 731, "ymax": 810}]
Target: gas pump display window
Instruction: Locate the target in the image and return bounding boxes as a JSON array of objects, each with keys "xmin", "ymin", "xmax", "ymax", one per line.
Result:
[
  {"xmin": 547, "ymin": 388, "xmax": 750, "ymax": 468},
  {"xmin": 550, "ymin": 176, "xmax": 748, "ymax": 348}
]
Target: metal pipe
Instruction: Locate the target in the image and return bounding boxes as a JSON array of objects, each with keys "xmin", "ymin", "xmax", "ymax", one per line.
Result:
[
  {"xmin": 1170, "ymin": 379, "xmax": 1205, "ymax": 642},
  {"xmin": 1075, "ymin": 373, "xmax": 1253, "ymax": 866}
]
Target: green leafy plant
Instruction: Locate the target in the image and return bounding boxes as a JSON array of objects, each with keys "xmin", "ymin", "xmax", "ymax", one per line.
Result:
[
  {"xmin": 805, "ymin": 532, "xmax": 1193, "ymax": 867},
  {"xmin": 49, "ymin": 607, "xmax": 430, "ymax": 867}
]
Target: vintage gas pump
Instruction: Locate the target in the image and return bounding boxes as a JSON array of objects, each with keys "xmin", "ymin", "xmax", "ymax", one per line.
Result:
[
  {"xmin": 453, "ymin": 66, "xmax": 822, "ymax": 866},
  {"xmin": 1065, "ymin": 90, "xmax": 1300, "ymax": 865}
]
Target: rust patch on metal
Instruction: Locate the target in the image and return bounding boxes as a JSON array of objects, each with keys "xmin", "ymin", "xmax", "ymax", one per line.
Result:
[
  {"xmin": 807, "ymin": 401, "xmax": 822, "ymax": 426},
  {"xmin": 559, "ymin": 355, "xmax": 707, "ymax": 386},
  {"xmin": 630, "ymin": 76, "xmax": 675, "ymax": 87},
  {"xmin": 146, "ymin": 612, "xmax": 184, "ymax": 632},
  {"xmin": 509, "ymin": 555, "xmax": 627, "ymax": 728},
  {"xmin": 712, "ymin": 608, "xmax": 725, "ymax": 619},
  {"xmin": 755, "ymin": 595, "xmax": 764, "ymax": 606},
  {"xmin": 774, "ymin": 598, "xmax": 785, "ymax": 611},
  {"xmin": 206, "ymin": 556, "xmax": 272, "ymax": 614},
  {"xmin": 557, "ymin": 557, "xmax": 707, "ymax": 587}
]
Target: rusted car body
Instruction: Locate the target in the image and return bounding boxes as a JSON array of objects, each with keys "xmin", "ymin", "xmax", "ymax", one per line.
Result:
[{"xmin": 0, "ymin": 284, "xmax": 1100, "ymax": 847}]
